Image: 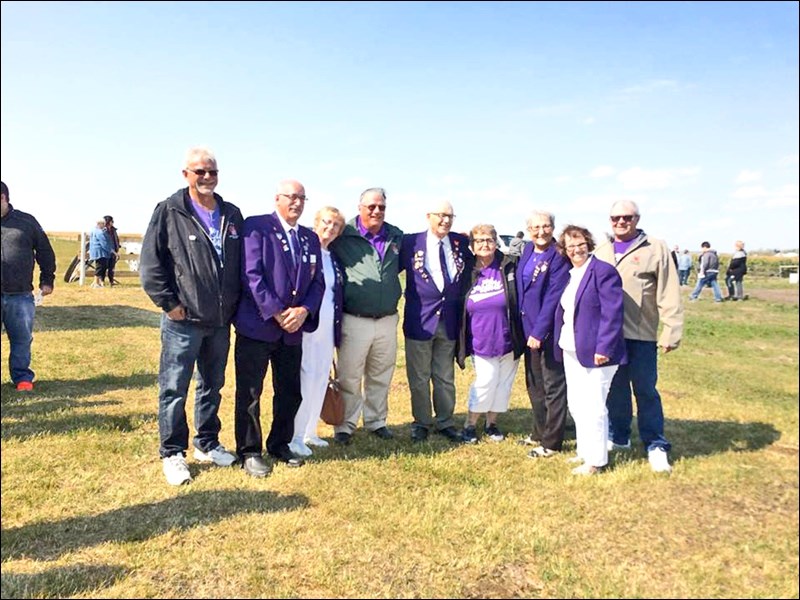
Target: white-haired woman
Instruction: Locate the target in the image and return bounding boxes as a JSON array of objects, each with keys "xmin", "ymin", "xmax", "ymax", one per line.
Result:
[{"xmin": 289, "ymin": 207, "xmax": 346, "ymax": 457}]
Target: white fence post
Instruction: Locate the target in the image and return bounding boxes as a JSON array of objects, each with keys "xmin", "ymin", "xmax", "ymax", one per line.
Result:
[{"xmin": 79, "ymin": 231, "xmax": 86, "ymax": 286}]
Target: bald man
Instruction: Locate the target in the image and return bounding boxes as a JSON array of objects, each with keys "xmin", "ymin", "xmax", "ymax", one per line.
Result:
[
  {"xmin": 400, "ymin": 201, "xmax": 474, "ymax": 443},
  {"xmin": 233, "ymin": 179, "xmax": 325, "ymax": 476}
]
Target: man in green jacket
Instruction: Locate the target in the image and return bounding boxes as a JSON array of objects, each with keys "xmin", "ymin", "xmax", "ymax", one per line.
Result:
[{"xmin": 328, "ymin": 188, "xmax": 403, "ymax": 444}]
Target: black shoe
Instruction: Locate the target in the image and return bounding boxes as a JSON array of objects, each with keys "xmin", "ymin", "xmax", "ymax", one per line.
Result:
[
  {"xmin": 242, "ymin": 455, "xmax": 272, "ymax": 478},
  {"xmin": 371, "ymin": 426, "xmax": 394, "ymax": 440},
  {"xmin": 333, "ymin": 432, "xmax": 352, "ymax": 445},
  {"xmin": 411, "ymin": 427, "xmax": 429, "ymax": 443},
  {"xmin": 461, "ymin": 425, "xmax": 478, "ymax": 444},
  {"xmin": 270, "ymin": 448, "xmax": 305, "ymax": 468},
  {"xmin": 437, "ymin": 426, "xmax": 462, "ymax": 442}
]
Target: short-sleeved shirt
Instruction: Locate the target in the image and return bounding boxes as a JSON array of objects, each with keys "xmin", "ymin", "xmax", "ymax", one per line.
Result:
[{"xmin": 466, "ymin": 258, "xmax": 511, "ymax": 357}]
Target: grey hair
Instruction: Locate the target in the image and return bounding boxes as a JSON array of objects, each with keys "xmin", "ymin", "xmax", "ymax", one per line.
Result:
[
  {"xmin": 610, "ymin": 199, "xmax": 639, "ymax": 216},
  {"xmin": 184, "ymin": 146, "xmax": 217, "ymax": 168},
  {"xmin": 526, "ymin": 210, "xmax": 555, "ymax": 228},
  {"xmin": 360, "ymin": 187, "xmax": 387, "ymax": 203}
]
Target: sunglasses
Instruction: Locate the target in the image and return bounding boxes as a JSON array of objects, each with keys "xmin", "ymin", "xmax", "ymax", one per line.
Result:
[
  {"xmin": 361, "ymin": 204, "xmax": 387, "ymax": 212},
  {"xmin": 610, "ymin": 215, "xmax": 636, "ymax": 223},
  {"xmin": 187, "ymin": 169, "xmax": 219, "ymax": 177}
]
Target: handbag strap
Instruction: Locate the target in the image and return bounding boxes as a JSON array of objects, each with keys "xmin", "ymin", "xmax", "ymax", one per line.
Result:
[{"xmin": 331, "ymin": 354, "xmax": 338, "ymax": 379}]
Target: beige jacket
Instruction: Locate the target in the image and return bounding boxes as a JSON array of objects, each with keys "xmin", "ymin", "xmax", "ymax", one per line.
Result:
[{"xmin": 594, "ymin": 232, "xmax": 683, "ymax": 348}]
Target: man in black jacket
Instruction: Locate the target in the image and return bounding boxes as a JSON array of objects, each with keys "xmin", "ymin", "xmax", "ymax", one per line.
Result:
[
  {"xmin": 140, "ymin": 147, "xmax": 243, "ymax": 486},
  {"xmin": 1, "ymin": 181, "xmax": 56, "ymax": 392}
]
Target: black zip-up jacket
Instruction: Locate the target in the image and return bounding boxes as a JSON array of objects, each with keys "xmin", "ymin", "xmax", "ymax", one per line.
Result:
[
  {"xmin": 456, "ymin": 250, "xmax": 525, "ymax": 369},
  {"xmin": 1, "ymin": 204, "xmax": 56, "ymax": 293},
  {"xmin": 140, "ymin": 189, "xmax": 243, "ymax": 326}
]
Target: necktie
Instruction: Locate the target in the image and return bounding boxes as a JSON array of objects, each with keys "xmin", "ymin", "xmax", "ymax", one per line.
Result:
[
  {"xmin": 290, "ymin": 229, "xmax": 301, "ymax": 275},
  {"xmin": 439, "ymin": 240, "xmax": 451, "ymax": 286}
]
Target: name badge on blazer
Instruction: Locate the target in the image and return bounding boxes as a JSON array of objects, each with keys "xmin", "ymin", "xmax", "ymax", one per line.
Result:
[
  {"xmin": 189, "ymin": 235, "xmax": 197, "ymax": 241},
  {"xmin": 310, "ymin": 255, "xmax": 317, "ymax": 264}
]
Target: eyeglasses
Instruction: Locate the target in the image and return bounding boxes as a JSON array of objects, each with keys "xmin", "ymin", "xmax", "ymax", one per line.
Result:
[
  {"xmin": 528, "ymin": 224, "xmax": 553, "ymax": 231},
  {"xmin": 473, "ymin": 237, "xmax": 496, "ymax": 246},
  {"xmin": 361, "ymin": 204, "xmax": 386, "ymax": 212},
  {"xmin": 610, "ymin": 215, "xmax": 637, "ymax": 223},
  {"xmin": 279, "ymin": 193, "xmax": 307, "ymax": 202},
  {"xmin": 565, "ymin": 242, "xmax": 588, "ymax": 252},
  {"xmin": 430, "ymin": 213, "xmax": 455, "ymax": 220},
  {"xmin": 186, "ymin": 169, "xmax": 219, "ymax": 177}
]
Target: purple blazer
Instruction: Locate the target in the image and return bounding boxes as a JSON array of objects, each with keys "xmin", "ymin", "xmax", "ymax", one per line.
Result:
[
  {"xmin": 329, "ymin": 250, "xmax": 345, "ymax": 348},
  {"xmin": 516, "ymin": 242, "xmax": 571, "ymax": 354},
  {"xmin": 554, "ymin": 257, "xmax": 627, "ymax": 368},
  {"xmin": 400, "ymin": 231, "xmax": 473, "ymax": 341},
  {"xmin": 234, "ymin": 212, "xmax": 325, "ymax": 345}
]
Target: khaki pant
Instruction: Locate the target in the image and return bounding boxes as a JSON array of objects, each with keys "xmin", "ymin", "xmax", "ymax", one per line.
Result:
[{"xmin": 335, "ymin": 313, "xmax": 399, "ymax": 434}]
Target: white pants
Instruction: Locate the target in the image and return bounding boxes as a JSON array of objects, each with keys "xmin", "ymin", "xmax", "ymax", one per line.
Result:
[
  {"xmin": 294, "ymin": 297, "xmax": 335, "ymax": 441},
  {"xmin": 467, "ymin": 352, "xmax": 519, "ymax": 414},
  {"xmin": 562, "ymin": 350, "xmax": 618, "ymax": 468},
  {"xmin": 336, "ymin": 313, "xmax": 399, "ymax": 434}
]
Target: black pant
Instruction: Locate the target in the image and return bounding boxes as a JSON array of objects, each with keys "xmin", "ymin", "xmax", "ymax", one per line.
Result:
[
  {"xmin": 107, "ymin": 253, "xmax": 118, "ymax": 282},
  {"xmin": 234, "ymin": 333, "xmax": 303, "ymax": 458},
  {"xmin": 524, "ymin": 346, "xmax": 568, "ymax": 451}
]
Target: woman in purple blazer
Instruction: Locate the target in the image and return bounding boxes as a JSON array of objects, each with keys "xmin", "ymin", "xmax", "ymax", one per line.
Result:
[{"xmin": 554, "ymin": 225, "xmax": 627, "ymax": 475}]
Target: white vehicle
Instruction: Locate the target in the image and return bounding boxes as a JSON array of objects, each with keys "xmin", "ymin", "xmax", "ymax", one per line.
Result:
[{"xmin": 497, "ymin": 234, "xmax": 513, "ymax": 254}]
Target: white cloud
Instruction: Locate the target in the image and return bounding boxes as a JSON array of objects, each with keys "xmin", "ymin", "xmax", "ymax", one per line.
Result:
[
  {"xmin": 734, "ymin": 169, "xmax": 762, "ymax": 184},
  {"xmin": 618, "ymin": 79, "xmax": 678, "ymax": 95},
  {"xmin": 520, "ymin": 103, "xmax": 574, "ymax": 117},
  {"xmin": 342, "ymin": 176, "xmax": 369, "ymax": 188},
  {"xmin": 617, "ymin": 167, "xmax": 700, "ymax": 191},
  {"xmin": 583, "ymin": 117, "xmax": 595, "ymax": 125},
  {"xmin": 778, "ymin": 154, "xmax": 799, "ymax": 167},
  {"xmin": 589, "ymin": 166, "xmax": 616, "ymax": 178},
  {"xmin": 554, "ymin": 175, "xmax": 570, "ymax": 184},
  {"xmin": 732, "ymin": 185, "xmax": 768, "ymax": 200}
]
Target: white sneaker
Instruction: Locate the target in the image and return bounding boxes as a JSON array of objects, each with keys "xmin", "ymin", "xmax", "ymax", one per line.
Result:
[
  {"xmin": 193, "ymin": 444, "xmax": 237, "ymax": 467},
  {"xmin": 648, "ymin": 447, "xmax": 672, "ymax": 473},
  {"xmin": 163, "ymin": 454, "xmax": 192, "ymax": 485},
  {"xmin": 571, "ymin": 463, "xmax": 603, "ymax": 476},
  {"xmin": 607, "ymin": 439, "xmax": 632, "ymax": 452},
  {"xmin": 289, "ymin": 440, "xmax": 313, "ymax": 457},
  {"xmin": 567, "ymin": 455, "xmax": 584, "ymax": 465},
  {"xmin": 304, "ymin": 436, "xmax": 329, "ymax": 448}
]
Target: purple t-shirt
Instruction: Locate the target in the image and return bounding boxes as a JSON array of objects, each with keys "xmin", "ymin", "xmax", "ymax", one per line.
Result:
[
  {"xmin": 190, "ymin": 199, "xmax": 223, "ymax": 260},
  {"xmin": 466, "ymin": 260, "xmax": 512, "ymax": 357},
  {"xmin": 613, "ymin": 238, "xmax": 637, "ymax": 260},
  {"xmin": 356, "ymin": 217, "xmax": 387, "ymax": 260}
]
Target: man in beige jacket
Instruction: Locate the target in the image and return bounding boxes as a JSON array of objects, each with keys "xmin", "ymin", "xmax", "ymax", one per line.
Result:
[{"xmin": 594, "ymin": 200, "xmax": 683, "ymax": 473}]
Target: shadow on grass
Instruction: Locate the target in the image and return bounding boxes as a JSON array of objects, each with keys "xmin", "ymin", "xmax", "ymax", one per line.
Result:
[
  {"xmin": 667, "ymin": 418, "xmax": 782, "ymax": 458},
  {"xmin": 0, "ymin": 564, "xmax": 128, "ymax": 599},
  {"xmin": 1, "ymin": 373, "xmax": 156, "ymax": 403},
  {"xmin": 34, "ymin": 304, "xmax": 160, "ymax": 331},
  {"xmin": 0, "ymin": 410, "xmax": 155, "ymax": 442},
  {"xmin": 1, "ymin": 490, "xmax": 309, "ymax": 562}
]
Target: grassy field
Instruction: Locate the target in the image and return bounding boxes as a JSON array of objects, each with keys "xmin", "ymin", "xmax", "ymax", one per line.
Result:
[{"xmin": 1, "ymin": 239, "xmax": 798, "ymax": 598}]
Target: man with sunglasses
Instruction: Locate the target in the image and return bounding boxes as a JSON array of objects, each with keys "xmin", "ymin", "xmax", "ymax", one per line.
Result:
[
  {"xmin": 400, "ymin": 201, "xmax": 473, "ymax": 443},
  {"xmin": 328, "ymin": 188, "xmax": 404, "ymax": 444},
  {"xmin": 594, "ymin": 200, "xmax": 683, "ymax": 473},
  {"xmin": 140, "ymin": 147, "xmax": 243, "ymax": 485}
]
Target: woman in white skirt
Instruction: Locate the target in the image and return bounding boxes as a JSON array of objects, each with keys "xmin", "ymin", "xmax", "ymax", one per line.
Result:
[
  {"xmin": 553, "ymin": 225, "xmax": 627, "ymax": 475},
  {"xmin": 289, "ymin": 207, "xmax": 345, "ymax": 457}
]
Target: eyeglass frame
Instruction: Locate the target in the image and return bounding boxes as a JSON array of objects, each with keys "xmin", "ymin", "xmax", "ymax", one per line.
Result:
[
  {"xmin": 472, "ymin": 237, "xmax": 496, "ymax": 246},
  {"xmin": 360, "ymin": 204, "xmax": 387, "ymax": 212},
  {"xmin": 186, "ymin": 168, "xmax": 219, "ymax": 177},
  {"xmin": 610, "ymin": 214, "xmax": 637, "ymax": 223},
  {"xmin": 429, "ymin": 212, "xmax": 455, "ymax": 220},
  {"xmin": 279, "ymin": 193, "xmax": 307, "ymax": 202}
]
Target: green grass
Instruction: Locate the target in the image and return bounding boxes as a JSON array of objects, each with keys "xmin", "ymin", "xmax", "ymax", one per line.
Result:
[{"xmin": 1, "ymin": 241, "xmax": 798, "ymax": 598}]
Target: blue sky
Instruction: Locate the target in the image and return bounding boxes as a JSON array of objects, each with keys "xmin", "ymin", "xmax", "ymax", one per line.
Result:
[{"xmin": 2, "ymin": 1, "xmax": 798, "ymax": 252}]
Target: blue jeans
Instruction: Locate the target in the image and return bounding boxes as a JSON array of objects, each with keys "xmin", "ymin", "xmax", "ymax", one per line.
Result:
[
  {"xmin": 678, "ymin": 269, "xmax": 690, "ymax": 286},
  {"xmin": 1, "ymin": 292, "xmax": 36, "ymax": 384},
  {"xmin": 689, "ymin": 273, "xmax": 723, "ymax": 301},
  {"xmin": 606, "ymin": 339, "xmax": 671, "ymax": 452},
  {"xmin": 158, "ymin": 315, "xmax": 231, "ymax": 458}
]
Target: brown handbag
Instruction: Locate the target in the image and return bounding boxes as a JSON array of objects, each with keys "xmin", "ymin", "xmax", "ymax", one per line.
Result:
[{"xmin": 320, "ymin": 360, "xmax": 345, "ymax": 426}]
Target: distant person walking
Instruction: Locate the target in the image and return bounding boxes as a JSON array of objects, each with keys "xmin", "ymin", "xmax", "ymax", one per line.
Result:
[
  {"xmin": 725, "ymin": 240, "xmax": 748, "ymax": 301},
  {"xmin": 1, "ymin": 181, "xmax": 56, "ymax": 392},
  {"xmin": 89, "ymin": 218, "xmax": 113, "ymax": 288},
  {"xmin": 689, "ymin": 241, "xmax": 723, "ymax": 302},
  {"xmin": 677, "ymin": 249, "xmax": 692, "ymax": 286},
  {"xmin": 140, "ymin": 146, "xmax": 243, "ymax": 486},
  {"xmin": 507, "ymin": 231, "xmax": 526, "ymax": 257},
  {"xmin": 104, "ymin": 215, "xmax": 121, "ymax": 286}
]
